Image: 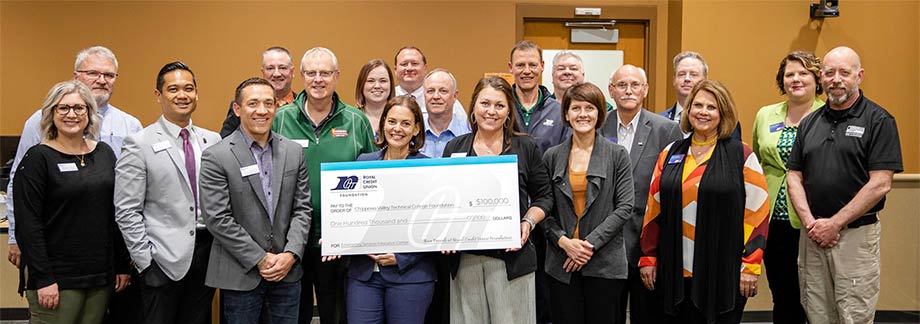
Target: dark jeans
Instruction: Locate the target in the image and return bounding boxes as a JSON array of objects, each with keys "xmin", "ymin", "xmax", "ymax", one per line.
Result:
[
  {"xmin": 764, "ymin": 218, "xmax": 807, "ymax": 323},
  {"xmin": 548, "ymin": 271, "xmax": 625, "ymax": 324},
  {"xmin": 346, "ymin": 273, "xmax": 435, "ymax": 324},
  {"xmin": 618, "ymin": 266, "xmax": 663, "ymax": 324},
  {"xmin": 663, "ymin": 278, "xmax": 747, "ymax": 324},
  {"xmin": 222, "ymin": 280, "xmax": 301, "ymax": 324},
  {"xmin": 300, "ymin": 246, "xmax": 346, "ymax": 324},
  {"xmin": 423, "ymin": 254, "xmax": 449, "ymax": 324},
  {"xmin": 139, "ymin": 230, "xmax": 215, "ymax": 324}
]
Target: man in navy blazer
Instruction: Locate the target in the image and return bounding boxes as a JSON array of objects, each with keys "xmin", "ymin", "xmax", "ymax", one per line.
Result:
[
  {"xmin": 661, "ymin": 51, "xmax": 741, "ymax": 140},
  {"xmin": 200, "ymin": 78, "xmax": 311, "ymax": 324},
  {"xmin": 601, "ymin": 64, "xmax": 683, "ymax": 324}
]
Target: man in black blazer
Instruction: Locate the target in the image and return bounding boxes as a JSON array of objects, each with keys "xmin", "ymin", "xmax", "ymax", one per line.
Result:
[
  {"xmin": 601, "ymin": 64, "xmax": 683, "ymax": 324},
  {"xmin": 661, "ymin": 51, "xmax": 742, "ymax": 140}
]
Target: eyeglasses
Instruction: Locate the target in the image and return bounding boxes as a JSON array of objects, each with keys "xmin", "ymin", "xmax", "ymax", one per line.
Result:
[
  {"xmin": 77, "ymin": 70, "xmax": 118, "ymax": 82},
  {"xmin": 54, "ymin": 104, "xmax": 88, "ymax": 116},
  {"xmin": 614, "ymin": 82, "xmax": 645, "ymax": 91},
  {"xmin": 303, "ymin": 70, "xmax": 337, "ymax": 79}
]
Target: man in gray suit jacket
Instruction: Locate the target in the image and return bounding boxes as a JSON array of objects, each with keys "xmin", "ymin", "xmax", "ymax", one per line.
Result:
[
  {"xmin": 601, "ymin": 65, "xmax": 683, "ymax": 324},
  {"xmin": 115, "ymin": 62, "xmax": 221, "ymax": 324},
  {"xmin": 200, "ymin": 77, "xmax": 311, "ymax": 324}
]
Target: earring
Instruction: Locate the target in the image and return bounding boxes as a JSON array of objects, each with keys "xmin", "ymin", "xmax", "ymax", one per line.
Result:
[{"xmin": 504, "ymin": 116, "xmax": 512, "ymax": 129}]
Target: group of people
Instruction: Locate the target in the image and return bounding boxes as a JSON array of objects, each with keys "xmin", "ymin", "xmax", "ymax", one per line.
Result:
[{"xmin": 4, "ymin": 41, "xmax": 901, "ymax": 324}]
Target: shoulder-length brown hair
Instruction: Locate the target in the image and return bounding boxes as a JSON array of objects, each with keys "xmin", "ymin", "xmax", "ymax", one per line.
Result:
[
  {"xmin": 680, "ymin": 79, "xmax": 738, "ymax": 139},
  {"xmin": 468, "ymin": 76, "xmax": 525, "ymax": 152},
  {"xmin": 375, "ymin": 95, "xmax": 425, "ymax": 155},
  {"xmin": 775, "ymin": 50, "xmax": 823, "ymax": 95},
  {"xmin": 40, "ymin": 80, "xmax": 100, "ymax": 141},
  {"xmin": 355, "ymin": 59, "xmax": 395, "ymax": 109}
]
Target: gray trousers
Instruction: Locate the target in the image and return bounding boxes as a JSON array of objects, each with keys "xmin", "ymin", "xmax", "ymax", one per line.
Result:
[{"xmin": 449, "ymin": 254, "xmax": 535, "ymax": 324}]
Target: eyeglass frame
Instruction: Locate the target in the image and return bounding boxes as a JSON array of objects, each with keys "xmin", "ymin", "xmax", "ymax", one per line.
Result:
[
  {"xmin": 53, "ymin": 104, "xmax": 89, "ymax": 116},
  {"xmin": 77, "ymin": 70, "xmax": 118, "ymax": 82},
  {"xmin": 613, "ymin": 82, "xmax": 647, "ymax": 91},
  {"xmin": 302, "ymin": 70, "xmax": 338, "ymax": 79}
]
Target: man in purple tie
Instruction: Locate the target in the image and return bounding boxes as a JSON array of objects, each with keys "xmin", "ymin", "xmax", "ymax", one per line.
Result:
[{"xmin": 114, "ymin": 62, "xmax": 222, "ymax": 324}]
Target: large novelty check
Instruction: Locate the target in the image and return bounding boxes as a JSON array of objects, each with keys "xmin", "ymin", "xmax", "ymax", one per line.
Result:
[{"xmin": 320, "ymin": 155, "xmax": 521, "ymax": 255}]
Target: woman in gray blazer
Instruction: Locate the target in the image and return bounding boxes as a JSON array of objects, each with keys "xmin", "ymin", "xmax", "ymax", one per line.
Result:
[{"xmin": 542, "ymin": 82, "xmax": 634, "ymax": 324}]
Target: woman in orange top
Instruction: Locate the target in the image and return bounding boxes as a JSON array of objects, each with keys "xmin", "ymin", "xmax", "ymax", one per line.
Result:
[{"xmin": 638, "ymin": 80, "xmax": 769, "ymax": 324}]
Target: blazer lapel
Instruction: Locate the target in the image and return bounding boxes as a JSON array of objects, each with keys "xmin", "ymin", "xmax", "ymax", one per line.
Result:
[
  {"xmin": 551, "ymin": 139, "xmax": 574, "ymax": 204},
  {"xmin": 229, "ymin": 132, "xmax": 270, "ymax": 216},
  {"xmin": 582, "ymin": 135, "xmax": 609, "ymax": 213},
  {"xmin": 156, "ymin": 118, "xmax": 193, "ymax": 197},
  {"xmin": 631, "ymin": 111, "xmax": 652, "ymax": 168},
  {"xmin": 269, "ymin": 134, "xmax": 286, "ymax": 221}
]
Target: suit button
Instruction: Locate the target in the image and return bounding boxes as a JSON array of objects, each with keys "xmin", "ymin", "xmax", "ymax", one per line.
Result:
[
  {"xmin": 189, "ymin": 230, "xmax": 194, "ymax": 236},
  {"xmin": 189, "ymin": 207, "xmax": 194, "ymax": 212}
]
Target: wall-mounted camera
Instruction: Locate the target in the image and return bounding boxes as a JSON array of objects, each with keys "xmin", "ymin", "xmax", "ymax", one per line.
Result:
[{"xmin": 811, "ymin": 0, "xmax": 840, "ymax": 18}]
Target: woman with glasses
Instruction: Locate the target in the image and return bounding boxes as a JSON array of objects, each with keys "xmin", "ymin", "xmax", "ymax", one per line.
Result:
[
  {"xmin": 13, "ymin": 80, "xmax": 130, "ymax": 324},
  {"xmin": 354, "ymin": 59, "xmax": 395, "ymax": 138},
  {"xmin": 752, "ymin": 51, "xmax": 823, "ymax": 323}
]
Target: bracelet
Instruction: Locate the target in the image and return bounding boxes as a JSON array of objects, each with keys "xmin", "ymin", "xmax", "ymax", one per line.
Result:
[{"xmin": 521, "ymin": 217, "xmax": 536, "ymax": 231}]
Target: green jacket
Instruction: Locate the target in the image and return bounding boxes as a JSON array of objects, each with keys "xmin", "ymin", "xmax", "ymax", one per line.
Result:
[
  {"xmin": 751, "ymin": 98, "xmax": 823, "ymax": 229},
  {"xmin": 272, "ymin": 91, "xmax": 377, "ymax": 246}
]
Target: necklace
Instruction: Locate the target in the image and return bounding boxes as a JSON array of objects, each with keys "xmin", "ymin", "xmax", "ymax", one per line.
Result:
[
  {"xmin": 77, "ymin": 154, "xmax": 86, "ymax": 167},
  {"xmin": 691, "ymin": 135, "xmax": 718, "ymax": 146}
]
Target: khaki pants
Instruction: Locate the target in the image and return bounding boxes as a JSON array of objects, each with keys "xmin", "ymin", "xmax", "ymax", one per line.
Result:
[
  {"xmin": 799, "ymin": 222, "xmax": 880, "ymax": 324},
  {"xmin": 449, "ymin": 254, "xmax": 535, "ymax": 324},
  {"xmin": 26, "ymin": 286, "xmax": 111, "ymax": 324}
]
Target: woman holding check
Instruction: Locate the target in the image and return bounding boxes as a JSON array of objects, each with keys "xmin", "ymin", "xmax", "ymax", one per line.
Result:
[
  {"xmin": 347, "ymin": 95, "xmax": 436, "ymax": 324},
  {"xmin": 442, "ymin": 76, "xmax": 552, "ymax": 324},
  {"xmin": 542, "ymin": 82, "xmax": 634, "ymax": 324}
]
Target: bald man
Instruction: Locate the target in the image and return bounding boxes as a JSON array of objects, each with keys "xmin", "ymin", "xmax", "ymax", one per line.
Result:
[
  {"xmin": 601, "ymin": 64, "xmax": 682, "ymax": 324},
  {"xmin": 786, "ymin": 46, "xmax": 902, "ymax": 324}
]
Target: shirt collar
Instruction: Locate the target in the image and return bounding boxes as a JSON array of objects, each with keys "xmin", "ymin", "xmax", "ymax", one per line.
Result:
[
  {"xmin": 425, "ymin": 115, "xmax": 468, "ymax": 136},
  {"xmin": 160, "ymin": 116, "xmax": 195, "ymax": 139},
  {"xmin": 98, "ymin": 103, "xmax": 111, "ymax": 116},
  {"xmin": 618, "ymin": 111, "xmax": 640, "ymax": 130},
  {"xmin": 239, "ymin": 128, "xmax": 274, "ymax": 149}
]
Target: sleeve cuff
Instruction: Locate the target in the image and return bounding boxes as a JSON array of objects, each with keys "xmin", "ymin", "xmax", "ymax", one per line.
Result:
[{"xmin": 638, "ymin": 256, "xmax": 657, "ymax": 267}]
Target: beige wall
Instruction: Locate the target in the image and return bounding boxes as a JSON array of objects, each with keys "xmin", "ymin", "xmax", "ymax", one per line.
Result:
[{"xmin": 680, "ymin": 0, "xmax": 919, "ymax": 173}]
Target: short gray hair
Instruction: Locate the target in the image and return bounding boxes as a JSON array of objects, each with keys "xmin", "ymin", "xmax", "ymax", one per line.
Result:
[
  {"xmin": 424, "ymin": 68, "xmax": 457, "ymax": 92},
  {"xmin": 672, "ymin": 51, "xmax": 708, "ymax": 76},
  {"xmin": 552, "ymin": 51, "xmax": 583, "ymax": 67},
  {"xmin": 609, "ymin": 65, "xmax": 648, "ymax": 83},
  {"xmin": 40, "ymin": 80, "xmax": 100, "ymax": 141},
  {"xmin": 262, "ymin": 46, "xmax": 293, "ymax": 65},
  {"xmin": 75, "ymin": 46, "xmax": 118, "ymax": 71},
  {"xmin": 300, "ymin": 47, "xmax": 339, "ymax": 72}
]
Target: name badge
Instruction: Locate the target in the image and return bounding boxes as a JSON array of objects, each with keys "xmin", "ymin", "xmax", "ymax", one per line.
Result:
[
  {"xmin": 240, "ymin": 164, "xmax": 260, "ymax": 177},
  {"xmin": 769, "ymin": 122, "xmax": 785, "ymax": 133},
  {"xmin": 292, "ymin": 139, "xmax": 310, "ymax": 148},
  {"xmin": 332, "ymin": 128, "xmax": 349, "ymax": 138},
  {"xmin": 542, "ymin": 119, "xmax": 555, "ymax": 127},
  {"xmin": 845, "ymin": 125, "xmax": 865, "ymax": 138},
  {"xmin": 152, "ymin": 141, "xmax": 172, "ymax": 152},
  {"xmin": 605, "ymin": 137, "xmax": 617, "ymax": 144},
  {"xmin": 450, "ymin": 152, "xmax": 468, "ymax": 158},
  {"xmin": 57, "ymin": 163, "xmax": 79, "ymax": 172},
  {"xmin": 667, "ymin": 154, "xmax": 685, "ymax": 165}
]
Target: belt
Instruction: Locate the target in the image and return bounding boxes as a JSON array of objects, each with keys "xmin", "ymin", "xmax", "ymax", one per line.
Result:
[{"xmin": 847, "ymin": 213, "xmax": 878, "ymax": 229}]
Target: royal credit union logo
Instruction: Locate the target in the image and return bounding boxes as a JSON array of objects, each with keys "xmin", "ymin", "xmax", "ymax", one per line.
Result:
[{"xmin": 332, "ymin": 175, "xmax": 359, "ymax": 191}]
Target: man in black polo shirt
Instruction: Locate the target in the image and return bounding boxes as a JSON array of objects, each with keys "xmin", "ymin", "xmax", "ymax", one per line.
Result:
[{"xmin": 786, "ymin": 46, "xmax": 902, "ymax": 324}]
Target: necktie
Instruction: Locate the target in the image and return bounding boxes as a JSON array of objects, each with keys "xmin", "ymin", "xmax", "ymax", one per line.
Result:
[{"xmin": 179, "ymin": 129, "xmax": 198, "ymax": 214}]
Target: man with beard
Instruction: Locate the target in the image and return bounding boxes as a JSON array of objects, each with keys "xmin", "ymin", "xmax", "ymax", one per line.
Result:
[
  {"xmin": 6, "ymin": 45, "xmax": 143, "ymax": 323},
  {"xmin": 220, "ymin": 46, "xmax": 297, "ymax": 137},
  {"xmin": 786, "ymin": 46, "xmax": 902, "ymax": 324}
]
